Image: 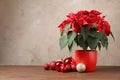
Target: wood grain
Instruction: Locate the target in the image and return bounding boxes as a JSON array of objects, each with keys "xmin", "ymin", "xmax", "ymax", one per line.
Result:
[{"xmin": 0, "ymin": 66, "xmax": 120, "ymax": 80}]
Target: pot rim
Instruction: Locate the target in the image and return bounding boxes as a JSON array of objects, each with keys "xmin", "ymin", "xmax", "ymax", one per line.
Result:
[{"xmin": 75, "ymin": 50, "xmax": 97, "ymax": 52}]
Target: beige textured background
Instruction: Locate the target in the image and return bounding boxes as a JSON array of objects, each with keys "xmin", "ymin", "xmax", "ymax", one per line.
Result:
[{"xmin": 0, "ymin": 0, "xmax": 120, "ymax": 66}]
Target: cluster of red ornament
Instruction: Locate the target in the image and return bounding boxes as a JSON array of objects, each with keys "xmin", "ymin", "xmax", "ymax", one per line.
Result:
[
  {"xmin": 58, "ymin": 10, "xmax": 111, "ymax": 36},
  {"xmin": 44, "ymin": 57, "xmax": 76, "ymax": 72}
]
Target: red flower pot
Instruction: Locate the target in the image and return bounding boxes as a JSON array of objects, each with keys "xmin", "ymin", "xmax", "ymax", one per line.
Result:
[{"xmin": 75, "ymin": 50, "xmax": 97, "ymax": 72}]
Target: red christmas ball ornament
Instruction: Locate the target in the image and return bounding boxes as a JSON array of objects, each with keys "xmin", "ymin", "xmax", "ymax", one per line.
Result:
[
  {"xmin": 64, "ymin": 57, "xmax": 72, "ymax": 65},
  {"xmin": 65, "ymin": 64, "xmax": 71, "ymax": 71},
  {"xmin": 44, "ymin": 64, "xmax": 49, "ymax": 70},
  {"xmin": 71, "ymin": 58, "xmax": 76, "ymax": 64},
  {"xmin": 55, "ymin": 61, "xmax": 63, "ymax": 72},
  {"xmin": 60, "ymin": 64, "xmax": 67, "ymax": 72},
  {"xmin": 43, "ymin": 57, "xmax": 77, "ymax": 72},
  {"xmin": 71, "ymin": 64, "xmax": 76, "ymax": 71},
  {"xmin": 49, "ymin": 61, "xmax": 56, "ymax": 70}
]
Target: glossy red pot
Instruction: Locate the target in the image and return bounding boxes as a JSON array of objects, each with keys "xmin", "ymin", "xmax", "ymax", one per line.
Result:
[{"xmin": 75, "ymin": 50, "xmax": 97, "ymax": 72}]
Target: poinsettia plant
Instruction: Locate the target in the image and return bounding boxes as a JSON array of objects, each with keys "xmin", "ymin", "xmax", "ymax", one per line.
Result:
[{"xmin": 58, "ymin": 10, "xmax": 114, "ymax": 52}]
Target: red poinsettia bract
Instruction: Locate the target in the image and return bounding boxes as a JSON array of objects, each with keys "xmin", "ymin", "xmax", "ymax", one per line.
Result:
[{"xmin": 58, "ymin": 10, "xmax": 111, "ymax": 36}]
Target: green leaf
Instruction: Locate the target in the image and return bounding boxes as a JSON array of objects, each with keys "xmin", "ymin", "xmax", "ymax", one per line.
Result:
[
  {"xmin": 87, "ymin": 36, "xmax": 100, "ymax": 50},
  {"xmin": 59, "ymin": 34, "xmax": 68, "ymax": 50},
  {"xmin": 76, "ymin": 34, "xmax": 88, "ymax": 50},
  {"xmin": 110, "ymin": 31, "xmax": 115, "ymax": 41},
  {"xmin": 61, "ymin": 24, "xmax": 70, "ymax": 36},
  {"xmin": 88, "ymin": 30, "xmax": 102, "ymax": 39},
  {"xmin": 68, "ymin": 41, "xmax": 76, "ymax": 53},
  {"xmin": 100, "ymin": 33, "xmax": 108, "ymax": 49},
  {"xmin": 86, "ymin": 31, "xmax": 102, "ymax": 50},
  {"xmin": 81, "ymin": 27, "xmax": 89, "ymax": 41},
  {"xmin": 67, "ymin": 31, "xmax": 76, "ymax": 46},
  {"xmin": 98, "ymin": 42, "xmax": 101, "ymax": 51}
]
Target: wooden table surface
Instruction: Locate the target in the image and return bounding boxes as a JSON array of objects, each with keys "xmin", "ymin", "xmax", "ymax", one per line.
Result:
[{"xmin": 0, "ymin": 66, "xmax": 120, "ymax": 80}]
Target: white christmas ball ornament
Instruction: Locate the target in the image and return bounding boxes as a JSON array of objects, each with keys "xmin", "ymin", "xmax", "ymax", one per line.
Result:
[{"xmin": 76, "ymin": 63, "xmax": 86, "ymax": 72}]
